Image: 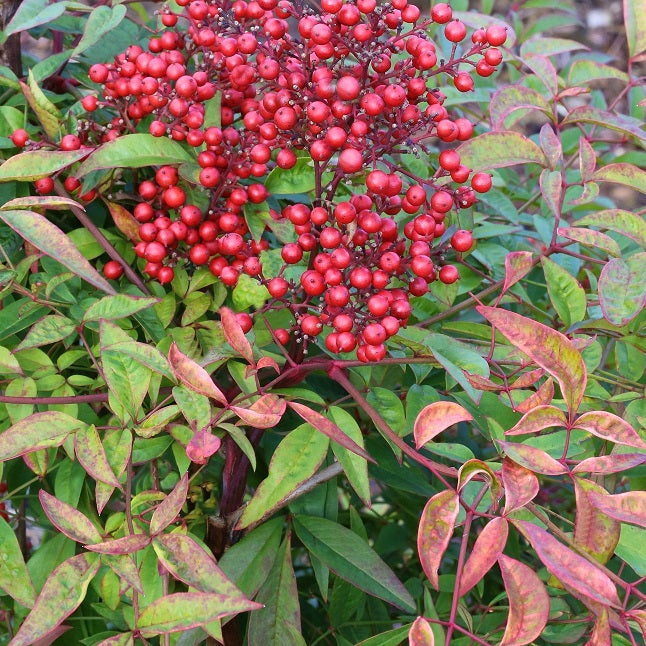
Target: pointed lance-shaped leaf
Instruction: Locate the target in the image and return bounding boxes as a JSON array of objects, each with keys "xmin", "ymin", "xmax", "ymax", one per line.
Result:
[
  {"xmin": 231, "ymin": 393, "xmax": 286, "ymax": 429},
  {"xmin": 502, "ymin": 251, "xmax": 534, "ymax": 294},
  {"xmin": 39, "ymin": 491, "xmax": 103, "ymax": 544},
  {"xmin": 509, "ymin": 368, "xmax": 545, "ymax": 390},
  {"xmin": 150, "ymin": 473, "xmax": 188, "ymax": 535},
  {"xmin": 514, "ymin": 378, "xmax": 555, "ymax": 414},
  {"xmin": 572, "ymin": 452, "xmax": 646, "ymax": 475},
  {"xmin": 102, "ymin": 554, "xmax": 143, "ymax": 595},
  {"xmin": 137, "ymin": 592, "xmax": 262, "ymax": 636},
  {"xmin": 501, "ymin": 458, "xmax": 540, "ymax": 514},
  {"xmin": 0, "ymin": 411, "xmax": 85, "ymax": 461},
  {"xmin": 153, "ymin": 533, "xmax": 247, "ymax": 599},
  {"xmin": 0, "ymin": 516, "xmax": 36, "ymax": 608},
  {"xmin": 168, "ymin": 342, "xmax": 227, "ymax": 405},
  {"xmin": 573, "ymin": 411, "xmax": 646, "ymax": 449},
  {"xmin": 477, "ymin": 306, "xmax": 586, "ymax": 416},
  {"xmin": 598, "ymin": 254, "xmax": 646, "ymax": 326},
  {"xmin": 287, "ymin": 401, "xmax": 372, "ymax": 461},
  {"xmin": 505, "ymin": 405, "xmax": 566, "ymax": 436},
  {"xmin": 457, "ymin": 459, "xmax": 502, "ymax": 503},
  {"xmin": 498, "ymin": 554, "xmax": 549, "ymax": 646},
  {"xmin": 625, "ymin": 609, "xmax": 646, "ymax": 642},
  {"xmin": 409, "ymin": 617, "xmax": 435, "ymax": 646},
  {"xmin": 459, "ymin": 517, "xmax": 508, "ymax": 597},
  {"xmin": 0, "ymin": 150, "xmax": 88, "ymax": 182},
  {"xmin": 85, "ymin": 534, "xmax": 151, "ymax": 555},
  {"xmin": 186, "ymin": 430, "xmax": 221, "ymax": 465},
  {"xmin": 513, "ymin": 520, "xmax": 621, "ymax": 607},
  {"xmin": 10, "ymin": 553, "xmax": 100, "ymax": 646},
  {"xmin": 220, "ymin": 306, "xmax": 254, "ymax": 364},
  {"xmin": 414, "ymin": 401, "xmax": 473, "ymax": 448},
  {"xmin": 573, "ymin": 478, "xmax": 621, "ymax": 565},
  {"xmin": 498, "ymin": 441, "xmax": 568, "ymax": 476},
  {"xmin": 588, "ymin": 490, "xmax": 646, "ymax": 528},
  {"xmin": 74, "ymin": 425, "xmax": 121, "ymax": 488},
  {"xmin": 417, "ymin": 489, "xmax": 459, "ymax": 590}
]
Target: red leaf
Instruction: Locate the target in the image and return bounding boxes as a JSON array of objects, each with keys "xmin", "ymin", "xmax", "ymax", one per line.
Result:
[
  {"xmin": 39, "ymin": 491, "xmax": 103, "ymax": 544},
  {"xmin": 255, "ymin": 356, "xmax": 280, "ymax": 373},
  {"xmin": 498, "ymin": 554, "xmax": 549, "ymax": 645},
  {"xmin": 168, "ymin": 342, "xmax": 227, "ymax": 405},
  {"xmin": 417, "ymin": 489, "xmax": 459, "ymax": 589},
  {"xmin": 186, "ymin": 430, "xmax": 221, "ymax": 465},
  {"xmin": 231, "ymin": 393, "xmax": 286, "ymax": 429},
  {"xmin": 505, "ymin": 404, "xmax": 566, "ymax": 436},
  {"xmin": 85, "ymin": 534, "xmax": 151, "ymax": 554},
  {"xmin": 501, "ymin": 458, "xmax": 540, "ymax": 514},
  {"xmin": 587, "ymin": 608, "xmax": 611, "ymax": 646},
  {"xmin": 573, "ymin": 452, "xmax": 646, "ymax": 475},
  {"xmin": 588, "ymin": 490, "xmax": 646, "ymax": 528},
  {"xmin": 414, "ymin": 401, "xmax": 473, "ymax": 448},
  {"xmin": 477, "ymin": 306, "xmax": 587, "ymax": 416},
  {"xmin": 409, "ymin": 617, "xmax": 435, "ymax": 645},
  {"xmin": 220, "ymin": 306, "xmax": 254, "ymax": 364},
  {"xmin": 509, "ymin": 368, "xmax": 545, "ymax": 389},
  {"xmin": 464, "ymin": 371, "xmax": 502, "ymax": 391},
  {"xmin": 150, "ymin": 473, "xmax": 188, "ymax": 536},
  {"xmin": 459, "ymin": 517, "xmax": 508, "ymax": 596},
  {"xmin": 502, "ymin": 251, "xmax": 534, "ymax": 294},
  {"xmin": 514, "ymin": 520, "xmax": 621, "ymax": 607},
  {"xmin": 514, "ymin": 378, "xmax": 555, "ymax": 413},
  {"xmin": 10, "ymin": 553, "xmax": 100, "ymax": 646},
  {"xmin": 573, "ymin": 411, "xmax": 646, "ymax": 449},
  {"xmin": 288, "ymin": 401, "xmax": 372, "ymax": 461},
  {"xmin": 573, "ymin": 478, "xmax": 621, "ymax": 564},
  {"xmin": 625, "ymin": 609, "xmax": 646, "ymax": 641},
  {"xmin": 498, "ymin": 441, "xmax": 568, "ymax": 475}
]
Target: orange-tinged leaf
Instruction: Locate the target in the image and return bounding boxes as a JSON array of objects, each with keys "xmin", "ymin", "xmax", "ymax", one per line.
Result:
[
  {"xmin": 506, "ymin": 404, "xmax": 566, "ymax": 435},
  {"xmin": 498, "ymin": 554, "xmax": 549, "ymax": 646},
  {"xmin": 220, "ymin": 306, "xmax": 254, "ymax": 364},
  {"xmin": 152, "ymin": 533, "xmax": 246, "ymax": 598},
  {"xmin": 573, "ymin": 411, "xmax": 646, "ymax": 449},
  {"xmin": 288, "ymin": 401, "xmax": 372, "ymax": 461},
  {"xmin": 498, "ymin": 441, "xmax": 568, "ymax": 475},
  {"xmin": 514, "ymin": 520, "xmax": 621, "ymax": 607},
  {"xmin": 104, "ymin": 200, "xmax": 141, "ymax": 243},
  {"xmin": 502, "ymin": 251, "xmax": 534, "ymax": 294},
  {"xmin": 501, "ymin": 458, "xmax": 540, "ymax": 514},
  {"xmin": 231, "ymin": 394, "xmax": 286, "ymax": 429},
  {"xmin": 477, "ymin": 306, "xmax": 587, "ymax": 415},
  {"xmin": 573, "ymin": 478, "xmax": 621, "ymax": 564},
  {"xmin": 586, "ymin": 608, "xmax": 611, "ymax": 646},
  {"xmin": 509, "ymin": 368, "xmax": 544, "ymax": 390},
  {"xmin": 137, "ymin": 592, "xmax": 261, "ymax": 635},
  {"xmin": 588, "ymin": 490, "xmax": 646, "ymax": 528},
  {"xmin": 85, "ymin": 534, "xmax": 150, "ymax": 554},
  {"xmin": 150, "ymin": 473, "xmax": 188, "ymax": 536},
  {"xmin": 414, "ymin": 401, "xmax": 473, "ymax": 448},
  {"xmin": 409, "ymin": 617, "xmax": 435, "ymax": 646},
  {"xmin": 459, "ymin": 517, "xmax": 508, "ymax": 596},
  {"xmin": 464, "ymin": 371, "xmax": 501, "ymax": 391},
  {"xmin": 573, "ymin": 452, "xmax": 646, "ymax": 475},
  {"xmin": 515, "ymin": 378, "xmax": 555, "ymax": 413},
  {"xmin": 417, "ymin": 489, "xmax": 459, "ymax": 589},
  {"xmin": 10, "ymin": 553, "xmax": 100, "ymax": 646},
  {"xmin": 39, "ymin": 491, "xmax": 103, "ymax": 545},
  {"xmin": 168, "ymin": 342, "xmax": 227, "ymax": 405}
]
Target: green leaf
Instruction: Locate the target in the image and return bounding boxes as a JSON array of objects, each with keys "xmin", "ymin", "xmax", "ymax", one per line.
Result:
[
  {"xmin": 237, "ymin": 424, "xmax": 329, "ymax": 530},
  {"xmin": 478, "ymin": 306, "xmax": 587, "ymax": 415},
  {"xmin": 0, "ymin": 411, "xmax": 84, "ymax": 461},
  {"xmin": 75, "ymin": 134, "xmax": 194, "ymax": 182},
  {"xmin": 592, "ymin": 163, "xmax": 646, "ymax": 193},
  {"xmin": 22, "ymin": 71, "xmax": 61, "ymax": 139},
  {"xmin": 0, "ymin": 210, "xmax": 115, "ymax": 293},
  {"xmin": 219, "ymin": 518, "xmax": 284, "ymax": 598},
  {"xmin": 576, "ymin": 209, "xmax": 646, "ymax": 249},
  {"xmin": 11, "ymin": 553, "xmax": 100, "ymax": 646},
  {"xmin": 14, "ymin": 314, "xmax": 76, "ymax": 351},
  {"xmin": 137, "ymin": 592, "xmax": 261, "ymax": 635},
  {"xmin": 567, "ymin": 59, "xmax": 628, "ymax": 86},
  {"xmin": 72, "ymin": 5, "xmax": 127, "ymax": 56},
  {"xmin": 293, "ymin": 515, "xmax": 415, "ymax": 612},
  {"xmin": 458, "ymin": 131, "xmax": 548, "ymax": 172},
  {"xmin": 366, "ymin": 387, "xmax": 405, "ymax": 436},
  {"xmin": 624, "ymin": 0, "xmax": 646, "ymax": 57},
  {"xmin": 75, "ymin": 425, "xmax": 121, "ymax": 488},
  {"xmin": 541, "ymin": 257, "xmax": 586, "ymax": 328},
  {"xmin": 598, "ymin": 254, "xmax": 646, "ymax": 326},
  {"xmin": 0, "ymin": 150, "xmax": 88, "ymax": 182},
  {"xmin": 83, "ymin": 294, "xmax": 160, "ymax": 322},
  {"xmin": 0, "ymin": 516, "xmax": 36, "ymax": 607},
  {"xmin": 355, "ymin": 625, "xmax": 412, "ymax": 646},
  {"xmin": 328, "ymin": 406, "xmax": 371, "ymax": 507},
  {"xmin": 4, "ymin": 0, "xmax": 66, "ymax": 35},
  {"xmin": 520, "ymin": 36, "xmax": 588, "ymax": 57},
  {"xmin": 615, "ymin": 524, "xmax": 646, "ymax": 575},
  {"xmin": 562, "ymin": 108, "xmax": 646, "ymax": 149},
  {"xmin": 522, "ymin": 53, "xmax": 558, "ymax": 96},
  {"xmin": 152, "ymin": 533, "xmax": 246, "ymax": 598},
  {"xmin": 232, "ymin": 273, "xmax": 270, "ymax": 311},
  {"xmin": 265, "ymin": 157, "xmax": 316, "ymax": 194},
  {"xmin": 557, "ymin": 226, "xmax": 621, "ymax": 258},
  {"xmin": 539, "ymin": 169, "xmax": 562, "ymax": 219},
  {"xmin": 247, "ymin": 534, "xmax": 303, "ymax": 646}
]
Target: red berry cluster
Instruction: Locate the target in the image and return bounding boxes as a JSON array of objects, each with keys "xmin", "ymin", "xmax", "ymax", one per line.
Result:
[{"xmin": 11, "ymin": 0, "xmax": 504, "ymax": 360}]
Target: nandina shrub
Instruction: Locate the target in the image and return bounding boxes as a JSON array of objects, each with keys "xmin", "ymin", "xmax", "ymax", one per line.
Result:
[{"xmin": 0, "ymin": 0, "xmax": 645, "ymax": 645}]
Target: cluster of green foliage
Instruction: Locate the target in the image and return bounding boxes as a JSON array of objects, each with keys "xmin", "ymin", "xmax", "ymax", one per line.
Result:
[{"xmin": 0, "ymin": 0, "xmax": 645, "ymax": 645}]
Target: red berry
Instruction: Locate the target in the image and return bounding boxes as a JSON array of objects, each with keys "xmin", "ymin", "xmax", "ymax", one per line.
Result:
[
  {"xmin": 471, "ymin": 172, "xmax": 493, "ymax": 193},
  {"xmin": 10, "ymin": 128, "xmax": 29, "ymax": 147},
  {"xmin": 35, "ymin": 177, "xmax": 54, "ymax": 195},
  {"xmin": 451, "ymin": 230, "xmax": 474, "ymax": 252},
  {"xmin": 486, "ymin": 24, "xmax": 507, "ymax": 46},
  {"xmin": 103, "ymin": 260, "xmax": 124, "ymax": 280},
  {"xmin": 445, "ymin": 20, "xmax": 467, "ymax": 43},
  {"xmin": 439, "ymin": 265, "xmax": 459, "ymax": 284}
]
